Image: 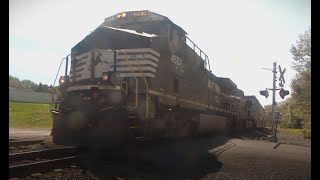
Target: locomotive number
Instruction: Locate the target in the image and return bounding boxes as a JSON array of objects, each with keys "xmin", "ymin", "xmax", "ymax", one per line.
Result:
[
  {"xmin": 133, "ymin": 11, "xmax": 147, "ymax": 17},
  {"xmin": 171, "ymin": 54, "xmax": 182, "ymax": 69}
]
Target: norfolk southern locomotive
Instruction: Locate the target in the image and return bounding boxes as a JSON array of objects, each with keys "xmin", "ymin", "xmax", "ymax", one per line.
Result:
[{"xmin": 50, "ymin": 10, "xmax": 265, "ymax": 147}]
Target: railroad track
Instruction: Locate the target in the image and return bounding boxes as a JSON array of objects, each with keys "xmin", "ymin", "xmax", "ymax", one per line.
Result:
[
  {"xmin": 9, "ymin": 146, "xmax": 79, "ymax": 178},
  {"xmin": 9, "ymin": 139, "xmax": 45, "ymax": 147}
]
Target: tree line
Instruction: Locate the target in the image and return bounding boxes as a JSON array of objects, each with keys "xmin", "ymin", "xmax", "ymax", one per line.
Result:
[
  {"xmin": 9, "ymin": 75, "xmax": 57, "ymax": 93},
  {"xmin": 264, "ymin": 27, "xmax": 311, "ymax": 130}
]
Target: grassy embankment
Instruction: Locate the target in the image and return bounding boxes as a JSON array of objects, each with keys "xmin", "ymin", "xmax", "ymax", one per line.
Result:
[
  {"xmin": 278, "ymin": 128, "xmax": 311, "ymax": 139},
  {"xmin": 9, "ymin": 101, "xmax": 52, "ymax": 128},
  {"xmin": 266, "ymin": 125, "xmax": 311, "ymax": 139}
]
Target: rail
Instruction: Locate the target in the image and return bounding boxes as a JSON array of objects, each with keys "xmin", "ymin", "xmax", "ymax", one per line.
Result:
[
  {"xmin": 9, "ymin": 147, "xmax": 79, "ymax": 178},
  {"xmin": 10, "ymin": 156, "xmax": 76, "ymax": 178},
  {"xmin": 9, "ymin": 140, "xmax": 44, "ymax": 147},
  {"xmin": 9, "ymin": 147, "xmax": 78, "ymax": 163},
  {"xmin": 50, "ymin": 55, "xmax": 70, "ymax": 108},
  {"xmin": 209, "ymin": 86, "xmax": 239, "ymax": 114},
  {"xmin": 136, "ymin": 58, "xmax": 149, "ymax": 120},
  {"xmin": 120, "ymin": 81, "xmax": 128, "ymax": 95},
  {"xmin": 122, "ymin": 50, "xmax": 138, "ymax": 110},
  {"xmin": 185, "ymin": 36, "xmax": 211, "ymax": 71}
]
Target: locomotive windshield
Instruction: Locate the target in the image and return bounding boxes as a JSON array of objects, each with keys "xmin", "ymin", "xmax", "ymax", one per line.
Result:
[{"xmin": 72, "ymin": 26, "xmax": 156, "ymax": 56}]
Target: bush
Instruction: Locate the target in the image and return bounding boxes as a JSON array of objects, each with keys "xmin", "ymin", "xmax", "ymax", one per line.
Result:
[{"xmin": 302, "ymin": 129, "xmax": 311, "ymax": 139}]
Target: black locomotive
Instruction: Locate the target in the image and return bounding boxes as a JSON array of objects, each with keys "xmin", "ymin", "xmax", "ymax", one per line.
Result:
[{"xmin": 50, "ymin": 10, "xmax": 265, "ymax": 147}]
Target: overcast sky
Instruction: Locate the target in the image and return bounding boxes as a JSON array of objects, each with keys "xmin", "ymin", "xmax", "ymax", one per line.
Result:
[{"xmin": 9, "ymin": 0, "xmax": 310, "ymax": 106}]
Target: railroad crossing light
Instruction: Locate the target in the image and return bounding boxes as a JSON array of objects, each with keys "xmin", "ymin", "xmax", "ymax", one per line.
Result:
[
  {"xmin": 279, "ymin": 88, "xmax": 289, "ymax": 99},
  {"xmin": 259, "ymin": 89, "xmax": 269, "ymax": 98}
]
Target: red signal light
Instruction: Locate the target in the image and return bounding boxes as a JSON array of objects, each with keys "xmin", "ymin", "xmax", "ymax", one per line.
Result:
[{"xmin": 279, "ymin": 88, "xmax": 289, "ymax": 99}]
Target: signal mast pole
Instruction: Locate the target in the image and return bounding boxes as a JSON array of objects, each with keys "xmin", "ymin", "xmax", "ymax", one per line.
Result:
[
  {"xmin": 261, "ymin": 62, "xmax": 288, "ymax": 142},
  {"xmin": 271, "ymin": 62, "xmax": 277, "ymax": 142}
]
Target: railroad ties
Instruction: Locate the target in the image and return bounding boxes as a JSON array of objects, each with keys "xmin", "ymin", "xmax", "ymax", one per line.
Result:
[
  {"xmin": 9, "ymin": 139, "xmax": 80, "ymax": 178},
  {"xmin": 9, "ymin": 139, "xmax": 45, "ymax": 147}
]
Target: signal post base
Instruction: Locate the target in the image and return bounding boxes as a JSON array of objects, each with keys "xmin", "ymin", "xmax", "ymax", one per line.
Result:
[{"xmin": 268, "ymin": 135, "xmax": 278, "ymax": 142}]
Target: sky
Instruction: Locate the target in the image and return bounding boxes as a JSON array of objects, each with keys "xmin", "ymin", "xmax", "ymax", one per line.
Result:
[{"xmin": 9, "ymin": 0, "xmax": 311, "ymax": 106}]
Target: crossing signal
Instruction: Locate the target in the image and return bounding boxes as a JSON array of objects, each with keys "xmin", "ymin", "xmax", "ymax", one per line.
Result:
[
  {"xmin": 259, "ymin": 89, "xmax": 269, "ymax": 98},
  {"xmin": 279, "ymin": 88, "xmax": 289, "ymax": 99}
]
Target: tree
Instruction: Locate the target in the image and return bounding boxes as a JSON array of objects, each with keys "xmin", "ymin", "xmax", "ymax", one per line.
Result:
[
  {"xmin": 36, "ymin": 83, "xmax": 44, "ymax": 92},
  {"xmin": 9, "ymin": 75, "xmax": 52, "ymax": 93},
  {"xmin": 9, "ymin": 75, "xmax": 21, "ymax": 88},
  {"xmin": 20, "ymin": 80, "xmax": 38, "ymax": 91},
  {"xmin": 290, "ymin": 27, "xmax": 311, "ymax": 73},
  {"xmin": 289, "ymin": 27, "xmax": 311, "ymax": 129}
]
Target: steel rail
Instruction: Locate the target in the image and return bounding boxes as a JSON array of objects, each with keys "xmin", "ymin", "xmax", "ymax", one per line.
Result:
[
  {"xmin": 9, "ymin": 156, "xmax": 77, "ymax": 178},
  {"xmin": 9, "ymin": 140, "xmax": 45, "ymax": 147},
  {"xmin": 9, "ymin": 147, "xmax": 78, "ymax": 163}
]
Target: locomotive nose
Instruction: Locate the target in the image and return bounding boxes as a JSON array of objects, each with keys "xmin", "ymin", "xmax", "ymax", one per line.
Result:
[
  {"xmin": 67, "ymin": 111, "xmax": 90, "ymax": 129},
  {"xmin": 89, "ymin": 110, "xmax": 129, "ymax": 148}
]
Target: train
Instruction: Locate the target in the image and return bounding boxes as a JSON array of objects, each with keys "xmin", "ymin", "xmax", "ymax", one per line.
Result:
[{"xmin": 50, "ymin": 10, "xmax": 265, "ymax": 147}]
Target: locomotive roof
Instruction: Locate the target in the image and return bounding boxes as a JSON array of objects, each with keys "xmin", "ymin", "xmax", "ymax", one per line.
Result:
[
  {"xmin": 73, "ymin": 10, "xmax": 187, "ymax": 51},
  {"xmin": 104, "ymin": 10, "xmax": 187, "ymax": 35},
  {"xmin": 232, "ymin": 88, "xmax": 245, "ymax": 97},
  {"xmin": 72, "ymin": 25, "xmax": 155, "ymax": 52},
  {"xmin": 244, "ymin": 96, "xmax": 263, "ymax": 108},
  {"xmin": 244, "ymin": 95, "xmax": 258, "ymax": 101},
  {"xmin": 217, "ymin": 77, "xmax": 237, "ymax": 91}
]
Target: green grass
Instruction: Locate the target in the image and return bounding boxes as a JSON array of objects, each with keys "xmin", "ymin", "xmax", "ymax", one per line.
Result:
[
  {"xmin": 264, "ymin": 125, "xmax": 311, "ymax": 139},
  {"xmin": 279, "ymin": 128, "xmax": 304, "ymax": 135},
  {"xmin": 302, "ymin": 129, "xmax": 311, "ymax": 139},
  {"xmin": 9, "ymin": 101, "xmax": 53, "ymax": 128},
  {"xmin": 278, "ymin": 127, "xmax": 311, "ymax": 139}
]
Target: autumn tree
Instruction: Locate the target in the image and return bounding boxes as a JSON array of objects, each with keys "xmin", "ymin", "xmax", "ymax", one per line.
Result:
[
  {"xmin": 289, "ymin": 27, "xmax": 311, "ymax": 129},
  {"xmin": 267, "ymin": 27, "xmax": 311, "ymax": 129}
]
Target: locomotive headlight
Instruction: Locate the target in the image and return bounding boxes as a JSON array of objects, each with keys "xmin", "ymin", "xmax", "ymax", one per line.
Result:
[
  {"xmin": 121, "ymin": 12, "xmax": 126, "ymax": 17},
  {"xmin": 102, "ymin": 73, "xmax": 109, "ymax": 81},
  {"xmin": 59, "ymin": 76, "xmax": 65, "ymax": 85},
  {"xmin": 58, "ymin": 76, "xmax": 69, "ymax": 91}
]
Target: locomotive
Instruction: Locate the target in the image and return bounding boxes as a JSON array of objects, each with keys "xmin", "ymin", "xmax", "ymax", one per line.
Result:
[{"xmin": 50, "ymin": 10, "xmax": 265, "ymax": 147}]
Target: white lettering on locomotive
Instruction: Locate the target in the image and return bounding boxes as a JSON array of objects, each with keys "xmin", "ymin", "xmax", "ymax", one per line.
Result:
[
  {"xmin": 171, "ymin": 54, "xmax": 182, "ymax": 70},
  {"xmin": 133, "ymin": 11, "xmax": 147, "ymax": 17}
]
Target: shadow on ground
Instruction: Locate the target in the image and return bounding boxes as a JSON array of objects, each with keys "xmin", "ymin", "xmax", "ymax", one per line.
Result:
[
  {"xmin": 77, "ymin": 128, "xmax": 274, "ymax": 180},
  {"xmin": 77, "ymin": 136, "xmax": 229, "ymax": 180},
  {"xmin": 230, "ymin": 128, "xmax": 272, "ymax": 140}
]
